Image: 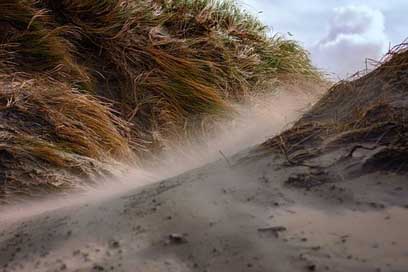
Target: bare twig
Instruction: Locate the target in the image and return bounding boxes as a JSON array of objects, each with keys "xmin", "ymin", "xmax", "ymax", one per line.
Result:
[
  {"xmin": 345, "ymin": 145, "xmax": 378, "ymax": 158},
  {"xmin": 219, "ymin": 150, "xmax": 232, "ymax": 168}
]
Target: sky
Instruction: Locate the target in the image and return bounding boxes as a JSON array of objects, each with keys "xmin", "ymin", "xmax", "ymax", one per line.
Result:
[{"xmin": 238, "ymin": 0, "xmax": 407, "ymax": 78}]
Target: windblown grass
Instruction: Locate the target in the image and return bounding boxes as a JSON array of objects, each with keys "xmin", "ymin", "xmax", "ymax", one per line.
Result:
[
  {"xmin": 38, "ymin": 0, "xmax": 319, "ymax": 153},
  {"xmin": 0, "ymin": 74, "xmax": 134, "ymax": 198},
  {"xmin": 0, "ymin": 0, "xmax": 90, "ymax": 86},
  {"xmin": 0, "ymin": 0, "xmax": 320, "ymax": 196}
]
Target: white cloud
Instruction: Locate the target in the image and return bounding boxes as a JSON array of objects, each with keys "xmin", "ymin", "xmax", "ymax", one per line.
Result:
[
  {"xmin": 239, "ymin": 1, "xmax": 405, "ymax": 77},
  {"xmin": 311, "ymin": 5, "xmax": 389, "ymax": 78}
]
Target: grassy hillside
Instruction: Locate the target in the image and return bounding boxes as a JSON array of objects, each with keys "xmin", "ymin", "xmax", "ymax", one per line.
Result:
[{"xmin": 0, "ymin": 0, "xmax": 319, "ymax": 198}]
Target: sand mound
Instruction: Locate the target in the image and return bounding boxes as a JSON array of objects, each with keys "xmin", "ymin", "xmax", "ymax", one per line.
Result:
[{"xmin": 258, "ymin": 44, "xmax": 408, "ymax": 182}]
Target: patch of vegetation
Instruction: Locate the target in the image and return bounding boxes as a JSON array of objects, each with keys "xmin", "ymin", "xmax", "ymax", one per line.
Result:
[{"xmin": 0, "ymin": 0, "xmax": 319, "ymax": 197}]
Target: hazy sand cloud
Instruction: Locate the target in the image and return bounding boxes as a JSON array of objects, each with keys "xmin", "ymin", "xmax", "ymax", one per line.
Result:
[{"xmin": 312, "ymin": 5, "xmax": 389, "ymax": 78}]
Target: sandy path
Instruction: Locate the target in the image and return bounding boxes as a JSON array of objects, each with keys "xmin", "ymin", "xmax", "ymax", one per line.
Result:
[{"xmin": 1, "ymin": 149, "xmax": 407, "ymax": 272}]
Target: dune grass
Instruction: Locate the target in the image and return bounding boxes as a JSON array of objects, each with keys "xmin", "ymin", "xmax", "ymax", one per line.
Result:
[
  {"xmin": 0, "ymin": 74, "xmax": 135, "ymax": 198},
  {"xmin": 0, "ymin": 0, "xmax": 320, "ymax": 195}
]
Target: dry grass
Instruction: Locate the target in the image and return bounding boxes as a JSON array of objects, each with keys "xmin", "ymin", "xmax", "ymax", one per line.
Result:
[
  {"xmin": 0, "ymin": 74, "xmax": 135, "ymax": 197},
  {"xmin": 0, "ymin": 0, "xmax": 91, "ymax": 86},
  {"xmin": 0, "ymin": 0, "xmax": 320, "ymax": 197},
  {"xmin": 36, "ymin": 0, "xmax": 320, "ymax": 154}
]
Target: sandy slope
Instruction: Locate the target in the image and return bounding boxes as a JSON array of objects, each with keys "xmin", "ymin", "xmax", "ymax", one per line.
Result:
[{"xmin": 1, "ymin": 146, "xmax": 407, "ymax": 272}]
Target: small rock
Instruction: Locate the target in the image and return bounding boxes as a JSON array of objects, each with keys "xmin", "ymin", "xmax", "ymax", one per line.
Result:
[
  {"xmin": 307, "ymin": 264, "xmax": 316, "ymax": 271},
  {"xmin": 372, "ymin": 243, "xmax": 379, "ymax": 249},
  {"xmin": 258, "ymin": 226, "xmax": 287, "ymax": 237},
  {"xmin": 369, "ymin": 202, "xmax": 385, "ymax": 209},
  {"xmin": 168, "ymin": 233, "xmax": 188, "ymax": 244},
  {"xmin": 109, "ymin": 240, "xmax": 120, "ymax": 249},
  {"xmin": 93, "ymin": 264, "xmax": 104, "ymax": 271}
]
